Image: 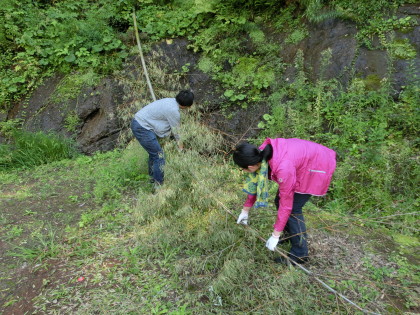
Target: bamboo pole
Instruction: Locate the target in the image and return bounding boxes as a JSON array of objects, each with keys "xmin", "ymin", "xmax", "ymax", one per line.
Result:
[{"xmin": 132, "ymin": 10, "xmax": 156, "ymax": 102}]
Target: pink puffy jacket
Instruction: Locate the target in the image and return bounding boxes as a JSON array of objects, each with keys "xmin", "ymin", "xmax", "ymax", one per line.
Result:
[{"xmin": 244, "ymin": 138, "xmax": 336, "ymax": 231}]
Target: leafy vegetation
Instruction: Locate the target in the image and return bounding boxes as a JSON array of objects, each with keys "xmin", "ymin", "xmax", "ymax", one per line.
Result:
[
  {"xmin": 0, "ymin": 130, "xmax": 79, "ymax": 169},
  {"xmin": 3, "ymin": 0, "xmax": 416, "ymax": 113},
  {"xmin": 257, "ymin": 48, "xmax": 419, "ymax": 233},
  {"xmin": 0, "ymin": 0, "xmax": 129, "ymax": 108}
]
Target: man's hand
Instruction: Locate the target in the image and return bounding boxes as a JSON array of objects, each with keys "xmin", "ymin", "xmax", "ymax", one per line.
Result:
[
  {"xmin": 236, "ymin": 210, "xmax": 249, "ymax": 225},
  {"xmin": 266, "ymin": 233, "xmax": 280, "ymax": 251}
]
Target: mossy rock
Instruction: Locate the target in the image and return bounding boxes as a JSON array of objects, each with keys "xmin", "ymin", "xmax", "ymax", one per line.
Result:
[
  {"xmin": 393, "ymin": 234, "xmax": 420, "ymax": 255},
  {"xmin": 363, "ymin": 74, "xmax": 382, "ymax": 91},
  {"xmin": 389, "ymin": 38, "xmax": 417, "ymax": 60}
]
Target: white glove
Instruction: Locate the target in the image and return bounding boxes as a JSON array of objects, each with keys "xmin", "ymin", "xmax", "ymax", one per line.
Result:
[
  {"xmin": 236, "ymin": 210, "xmax": 249, "ymax": 225},
  {"xmin": 266, "ymin": 234, "xmax": 280, "ymax": 251}
]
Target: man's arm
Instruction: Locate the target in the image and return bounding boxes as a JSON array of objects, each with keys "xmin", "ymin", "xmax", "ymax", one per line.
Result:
[{"xmin": 166, "ymin": 109, "xmax": 181, "ymax": 146}]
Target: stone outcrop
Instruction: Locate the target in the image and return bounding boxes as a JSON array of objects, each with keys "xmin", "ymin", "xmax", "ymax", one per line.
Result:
[{"xmin": 5, "ymin": 4, "xmax": 419, "ymax": 153}]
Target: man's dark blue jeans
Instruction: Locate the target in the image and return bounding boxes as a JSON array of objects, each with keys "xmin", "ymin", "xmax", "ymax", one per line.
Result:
[
  {"xmin": 131, "ymin": 118, "xmax": 164, "ymax": 185},
  {"xmin": 274, "ymin": 192, "xmax": 311, "ymax": 261}
]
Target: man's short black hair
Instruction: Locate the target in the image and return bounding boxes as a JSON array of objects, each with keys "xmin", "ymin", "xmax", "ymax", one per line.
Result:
[{"xmin": 176, "ymin": 90, "xmax": 194, "ymax": 107}]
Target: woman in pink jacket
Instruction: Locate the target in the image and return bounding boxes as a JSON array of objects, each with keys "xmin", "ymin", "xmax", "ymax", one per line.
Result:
[{"xmin": 233, "ymin": 138, "xmax": 336, "ymax": 264}]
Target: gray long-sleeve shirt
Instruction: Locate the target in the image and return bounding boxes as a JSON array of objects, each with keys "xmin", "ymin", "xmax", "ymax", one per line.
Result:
[{"xmin": 134, "ymin": 98, "xmax": 180, "ymax": 140}]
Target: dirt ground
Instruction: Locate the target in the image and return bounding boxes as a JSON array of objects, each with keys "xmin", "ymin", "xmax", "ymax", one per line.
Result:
[{"xmin": 0, "ymin": 171, "xmax": 97, "ymax": 314}]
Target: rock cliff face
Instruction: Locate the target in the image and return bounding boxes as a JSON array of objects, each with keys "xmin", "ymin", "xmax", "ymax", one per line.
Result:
[
  {"xmin": 5, "ymin": 4, "xmax": 419, "ymax": 154},
  {"xmin": 278, "ymin": 4, "xmax": 419, "ymax": 93}
]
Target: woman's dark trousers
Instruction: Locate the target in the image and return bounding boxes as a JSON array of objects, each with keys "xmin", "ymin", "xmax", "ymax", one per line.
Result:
[{"xmin": 274, "ymin": 192, "xmax": 311, "ymax": 261}]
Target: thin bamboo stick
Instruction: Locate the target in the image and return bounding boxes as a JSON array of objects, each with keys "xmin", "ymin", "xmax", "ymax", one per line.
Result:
[{"xmin": 132, "ymin": 10, "xmax": 156, "ymax": 102}]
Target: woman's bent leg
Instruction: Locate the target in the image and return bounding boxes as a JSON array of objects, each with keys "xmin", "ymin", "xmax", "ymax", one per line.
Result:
[{"xmin": 287, "ymin": 193, "xmax": 311, "ymax": 262}]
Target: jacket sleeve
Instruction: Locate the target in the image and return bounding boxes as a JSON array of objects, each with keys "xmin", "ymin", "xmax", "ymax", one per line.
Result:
[
  {"xmin": 244, "ymin": 194, "xmax": 257, "ymax": 207},
  {"xmin": 273, "ymin": 161, "xmax": 296, "ymax": 232}
]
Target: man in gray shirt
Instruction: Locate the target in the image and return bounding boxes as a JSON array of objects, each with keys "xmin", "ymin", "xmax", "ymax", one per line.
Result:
[{"xmin": 131, "ymin": 90, "xmax": 194, "ymax": 186}]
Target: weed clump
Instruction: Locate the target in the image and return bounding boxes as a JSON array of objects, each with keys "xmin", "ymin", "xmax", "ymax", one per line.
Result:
[{"xmin": 0, "ymin": 130, "xmax": 78, "ymax": 169}]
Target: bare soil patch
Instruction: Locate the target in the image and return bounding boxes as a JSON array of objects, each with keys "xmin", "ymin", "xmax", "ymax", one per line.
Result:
[{"xmin": 0, "ymin": 173, "xmax": 96, "ymax": 314}]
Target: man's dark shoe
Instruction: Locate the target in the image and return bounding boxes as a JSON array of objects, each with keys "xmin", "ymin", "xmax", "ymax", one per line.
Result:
[{"xmin": 152, "ymin": 182, "xmax": 162, "ymax": 194}]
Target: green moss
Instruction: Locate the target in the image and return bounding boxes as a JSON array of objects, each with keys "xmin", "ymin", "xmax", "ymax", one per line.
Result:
[
  {"xmin": 50, "ymin": 70, "xmax": 101, "ymax": 104},
  {"xmin": 393, "ymin": 234, "xmax": 420, "ymax": 248},
  {"xmin": 388, "ymin": 38, "xmax": 417, "ymax": 60},
  {"xmin": 230, "ymin": 56, "xmax": 275, "ymax": 90},
  {"xmin": 248, "ymin": 25, "xmax": 266, "ymax": 44},
  {"xmin": 285, "ymin": 28, "xmax": 309, "ymax": 44},
  {"xmin": 197, "ymin": 56, "xmax": 222, "ymax": 74},
  {"xmin": 364, "ymin": 74, "xmax": 382, "ymax": 91}
]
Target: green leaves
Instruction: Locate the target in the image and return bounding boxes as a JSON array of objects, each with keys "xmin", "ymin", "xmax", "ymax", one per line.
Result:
[
  {"xmin": 64, "ymin": 53, "xmax": 76, "ymax": 63},
  {"xmin": 0, "ymin": 0, "xmax": 128, "ymax": 110},
  {"xmin": 257, "ymin": 114, "xmax": 275, "ymax": 129},
  {"xmin": 388, "ymin": 38, "xmax": 417, "ymax": 60},
  {"xmin": 357, "ymin": 16, "xmax": 418, "ymax": 50},
  {"xmin": 224, "ymin": 89, "xmax": 246, "ymax": 102}
]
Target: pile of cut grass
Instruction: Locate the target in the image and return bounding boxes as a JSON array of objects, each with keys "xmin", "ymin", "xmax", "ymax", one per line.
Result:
[{"xmin": 128, "ymin": 112, "xmax": 382, "ymax": 313}]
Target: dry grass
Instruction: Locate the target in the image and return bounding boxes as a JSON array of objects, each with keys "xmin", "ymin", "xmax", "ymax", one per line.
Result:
[{"xmin": 126, "ymin": 112, "xmax": 419, "ymax": 314}]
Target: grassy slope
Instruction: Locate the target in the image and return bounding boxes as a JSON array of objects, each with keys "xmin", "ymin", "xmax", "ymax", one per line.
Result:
[
  {"xmin": 1, "ymin": 115, "xmax": 419, "ymax": 314},
  {"xmin": 1, "ymin": 1, "xmax": 419, "ymax": 313}
]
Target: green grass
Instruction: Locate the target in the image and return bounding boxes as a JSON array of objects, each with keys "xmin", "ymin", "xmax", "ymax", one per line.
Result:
[
  {"xmin": 3, "ymin": 111, "xmax": 418, "ymax": 314},
  {"xmin": 1, "ymin": 1, "xmax": 419, "ymax": 312},
  {"xmin": 1, "ymin": 128, "xmax": 418, "ymax": 313},
  {"xmin": 0, "ymin": 130, "xmax": 79, "ymax": 169}
]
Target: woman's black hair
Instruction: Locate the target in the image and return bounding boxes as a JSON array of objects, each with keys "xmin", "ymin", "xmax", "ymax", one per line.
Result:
[
  {"xmin": 232, "ymin": 142, "xmax": 273, "ymax": 169},
  {"xmin": 176, "ymin": 90, "xmax": 194, "ymax": 107}
]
